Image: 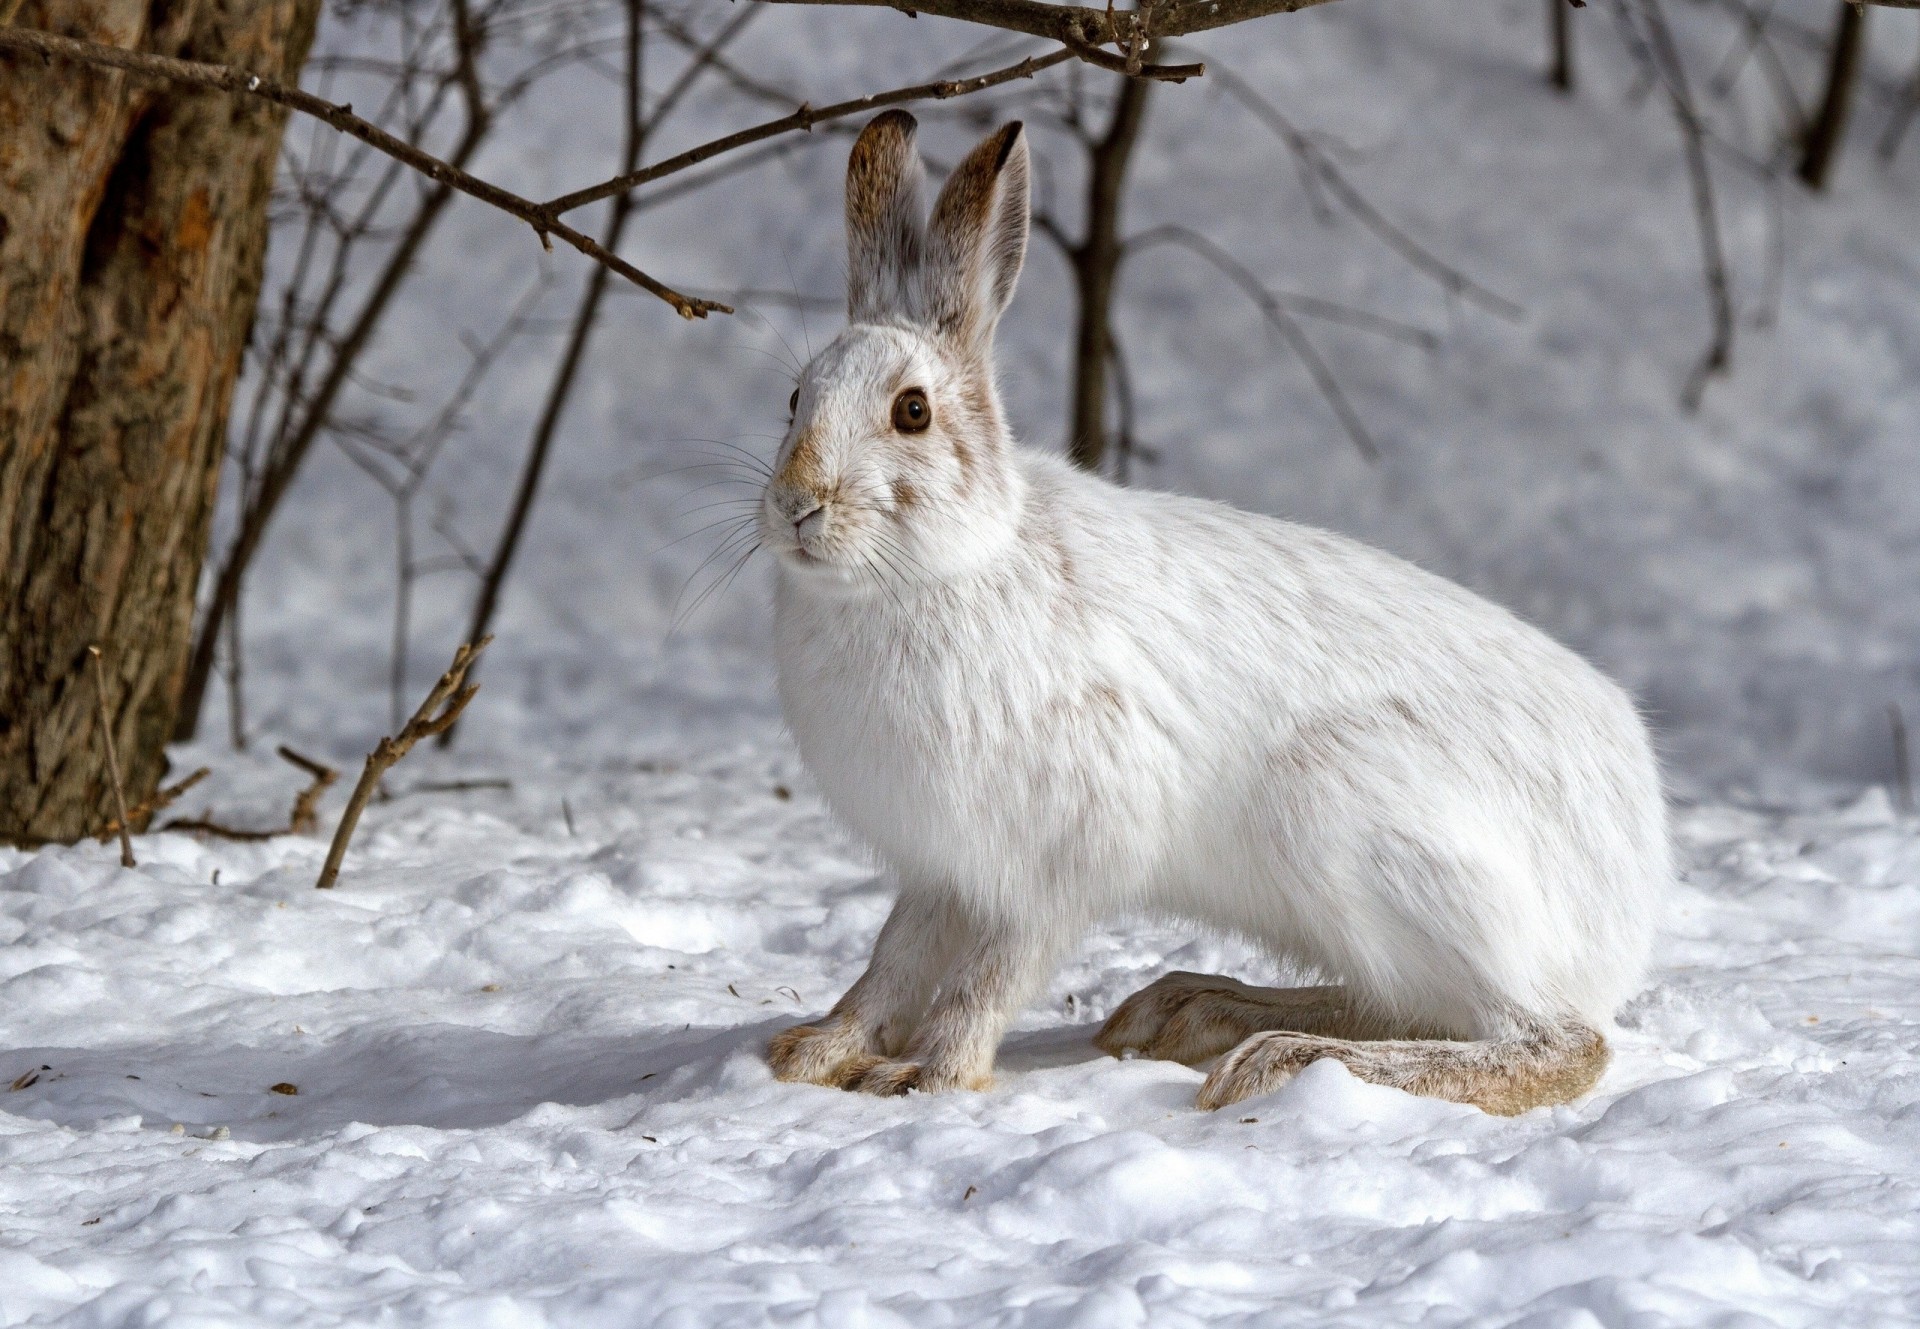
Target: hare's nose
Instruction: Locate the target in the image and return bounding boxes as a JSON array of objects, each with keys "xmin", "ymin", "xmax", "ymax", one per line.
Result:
[{"xmin": 792, "ymin": 503, "xmax": 825, "ymax": 542}]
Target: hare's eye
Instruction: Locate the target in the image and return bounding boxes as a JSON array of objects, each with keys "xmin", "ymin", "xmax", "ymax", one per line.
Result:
[
  {"xmin": 788, "ymin": 388, "xmax": 799, "ymax": 416},
  {"xmin": 892, "ymin": 388, "xmax": 931, "ymax": 433}
]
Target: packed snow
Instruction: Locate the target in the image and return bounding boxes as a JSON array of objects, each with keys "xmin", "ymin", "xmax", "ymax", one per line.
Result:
[
  {"xmin": 7, "ymin": 0, "xmax": 1920, "ymax": 1323},
  {"xmin": 4, "ymin": 764, "xmax": 1919, "ymax": 1324}
]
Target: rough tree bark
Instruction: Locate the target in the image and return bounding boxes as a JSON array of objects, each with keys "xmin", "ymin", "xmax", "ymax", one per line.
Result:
[{"xmin": 0, "ymin": 0, "xmax": 320, "ymax": 845}]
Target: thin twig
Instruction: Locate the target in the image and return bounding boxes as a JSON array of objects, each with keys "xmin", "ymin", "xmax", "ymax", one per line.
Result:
[
  {"xmin": 387, "ymin": 778, "xmax": 513, "ymax": 797},
  {"xmin": 543, "ymin": 48, "xmax": 1077, "ymax": 216},
  {"xmin": 0, "ymin": 23, "xmax": 726, "ymax": 319},
  {"xmin": 759, "ymin": 0, "xmax": 1346, "ymax": 46},
  {"xmin": 1632, "ymin": 0, "xmax": 1736, "ymax": 410},
  {"xmin": 1127, "ymin": 225, "xmax": 1380, "ymax": 460},
  {"xmin": 96, "ymin": 768, "xmax": 210, "ymax": 843},
  {"xmin": 1891, "ymin": 702, "xmax": 1913, "ymax": 814},
  {"xmin": 157, "ymin": 747, "xmax": 336, "ymax": 841},
  {"xmin": 87, "ymin": 646, "xmax": 135, "ymax": 868},
  {"xmin": 161, "ymin": 817, "xmax": 283, "ymax": 843},
  {"xmin": 316, "ymin": 636, "xmax": 490, "ymax": 889},
  {"xmin": 446, "ymin": 0, "xmax": 656, "ymax": 748},
  {"xmin": 278, "ymin": 746, "xmax": 340, "ymax": 834},
  {"xmin": 1207, "ymin": 63, "xmax": 1525, "ymax": 321}
]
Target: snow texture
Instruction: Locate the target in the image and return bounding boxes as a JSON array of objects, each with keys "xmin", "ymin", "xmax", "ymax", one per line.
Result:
[
  {"xmin": 3, "ymin": 774, "xmax": 1918, "ymax": 1325},
  {"xmin": 6, "ymin": 0, "xmax": 1920, "ymax": 1323}
]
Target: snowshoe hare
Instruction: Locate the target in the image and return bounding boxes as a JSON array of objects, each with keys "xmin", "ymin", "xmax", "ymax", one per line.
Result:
[{"xmin": 764, "ymin": 111, "xmax": 1668, "ymax": 1114}]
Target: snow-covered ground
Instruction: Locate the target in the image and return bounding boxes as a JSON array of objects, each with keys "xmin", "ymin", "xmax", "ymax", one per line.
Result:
[
  {"xmin": 3, "ymin": 764, "xmax": 1919, "ymax": 1324},
  {"xmin": 7, "ymin": 0, "xmax": 1920, "ymax": 1322}
]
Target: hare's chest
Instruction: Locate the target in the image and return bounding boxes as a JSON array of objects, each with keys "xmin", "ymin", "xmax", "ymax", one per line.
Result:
[
  {"xmin": 774, "ymin": 591, "xmax": 1177, "ymax": 888},
  {"xmin": 779, "ymin": 606, "xmax": 1047, "ymax": 800}
]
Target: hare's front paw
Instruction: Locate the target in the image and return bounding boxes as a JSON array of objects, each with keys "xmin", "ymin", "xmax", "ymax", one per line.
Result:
[
  {"xmin": 768, "ymin": 1021, "xmax": 885, "ymax": 1089},
  {"xmin": 850, "ymin": 1060, "xmax": 923, "ymax": 1096},
  {"xmin": 1095, "ymin": 971, "xmax": 1250, "ymax": 1064},
  {"xmin": 1196, "ymin": 1031, "xmax": 1340, "ymax": 1110},
  {"xmin": 849, "ymin": 1059, "xmax": 991, "ymax": 1097}
]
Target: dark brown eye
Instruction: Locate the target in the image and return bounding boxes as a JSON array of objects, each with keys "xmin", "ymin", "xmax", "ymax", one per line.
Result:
[
  {"xmin": 788, "ymin": 388, "xmax": 799, "ymax": 416},
  {"xmin": 892, "ymin": 388, "xmax": 931, "ymax": 433}
]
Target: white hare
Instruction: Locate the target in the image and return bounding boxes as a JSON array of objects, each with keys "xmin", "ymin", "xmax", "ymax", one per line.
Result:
[{"xmin": 763, "ymin": 111, "xmax": 1669, "ymax": 1114}]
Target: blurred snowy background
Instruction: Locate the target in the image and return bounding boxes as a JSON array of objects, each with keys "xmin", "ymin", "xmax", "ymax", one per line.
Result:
[{"xmin": 206, "ymin": 0, "xmax": 1920, "ymax": 805}]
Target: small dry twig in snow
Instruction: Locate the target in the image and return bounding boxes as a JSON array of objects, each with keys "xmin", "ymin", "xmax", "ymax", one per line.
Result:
[
  {"xmin": 87, "ymin": 646, "xmax": 135, "ymax": 868},
  {"xmin": 161, "ymin": 746, "xmax": 337, "ymax": 841},
  {"xmin": 95, "ymin": 767, "xmax": 210, "ymax": 844},
  {"xmin": 279, "ymin": 747, "xmax": 341, "ymax": 835},
  {"xmin": 316, "ymin": 637, "xmax": 490, "ymax": 890}
]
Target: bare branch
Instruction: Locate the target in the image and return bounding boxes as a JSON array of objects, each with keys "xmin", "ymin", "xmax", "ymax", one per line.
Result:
[
  {"xmin": 1207, "ymin": 63, "xmax": 1525, "ymax": 321},
  {"xmin": 316, "ymin": 636, "xmax": 491, "ymax": 889},
  {"xmin": 95, "ymin": 768, "xmax": 210, "ymax": 843},
  {"xmin": 448, "ymin": 0, "xmax": 659, "ymax": 747},
  {"xmin": 758, "ymin": 0, "xmax": 1344, "ymax": 46},
  {"xmin": 1630, "ymin": 0, "xmax": 1736, "ymax": 409},
  {"xmin": 1127, "ymin": 226, "xmax": 1437, "ymax": 346},
  {"xmin": 1881, "ymin": 38, "xmax": 1920, "ymax": 160},
  {"xmin": 544, "ymin": 47, "xmax": 1077, "ymax": 216},
  {"xmin": 278, "ymin": 746, "xmax": 341, "ymax": 835},
  {"xmin": 0, "ymin": 23, "xmax": 725, "ymax": 319},
  {"xmin": 1129, "ymin": 225, "xmax": 1380, "ymax": 461},
  {"xmin": 1065, "ymin": 73, "xmax": 1154, "ymax": 470},
  {"xmin": 157, "ymin": 747, "xmax": 334, "ymax": 841},
  {"xmin": 1797, "ymin": 0, "xmax": 1866, "ymax": 190}
]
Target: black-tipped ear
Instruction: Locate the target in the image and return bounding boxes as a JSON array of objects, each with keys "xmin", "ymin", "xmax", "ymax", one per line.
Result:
[
  {"xmin": 923, "ymin": 122, "xmax": 1030, "ymax": 353},
  {"xmin": 846, "ymin": 110, "xmax": 927, "ymax": 323}
]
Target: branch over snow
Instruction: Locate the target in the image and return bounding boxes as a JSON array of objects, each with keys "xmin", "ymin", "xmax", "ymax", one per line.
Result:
[
  {"xmin": 760, "ymin": 0, "xmax": 1347, "ymax": 45},
  {"xmin": 316, "ymin": 637, "xmax": 489, "ymax": 890}
]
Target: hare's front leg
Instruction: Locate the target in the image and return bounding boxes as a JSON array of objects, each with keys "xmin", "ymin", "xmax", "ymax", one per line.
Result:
[
  {"xmin": 768, "ymin": 888, "xmax": 960, "ymax": 1088},
  {"xmin": 850, "ymin": 917, "xmax": 1064, "ymax": 1097}
]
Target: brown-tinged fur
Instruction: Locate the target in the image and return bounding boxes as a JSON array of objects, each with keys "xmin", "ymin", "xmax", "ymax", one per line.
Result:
[
  {"xmin": 1095, "ymin": 972, "xmax": 1390, "ymax": 1064},
  {"xmin": 845, "ymin": 110, "xmax": 924, "ymax": 323},
  {"xmin": 1100, "ymin": 969, "xmax": 1609, "ymax": 1114},
  {"xmin": 775, "ymin": 428, "xmax": 827, "ymax": 493},
  {"xmin": 1195, "ymin": 1022, "xmax": 1611, "ymax": 1116},
  {"xmin": 925, "ymin": 123, "xmax": 1028, "ymax": 348},
  {"xmin": 768, "ymin": 1019, "xmax": 883, "ymax": 1087}
]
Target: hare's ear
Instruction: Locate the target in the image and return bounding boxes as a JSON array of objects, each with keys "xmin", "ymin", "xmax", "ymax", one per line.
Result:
[
  {"xmin": 924, "ymin": 121, "xmax": 1029, "ymax": 353},
  {"xmin": 846, "ymin": 110, "xmax": 927, "ymax": 323}
]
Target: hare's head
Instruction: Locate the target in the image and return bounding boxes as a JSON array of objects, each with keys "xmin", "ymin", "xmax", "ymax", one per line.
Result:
[{"xmin": 762, "ymin": 111, "xmax": 1030, "ymax": 592}]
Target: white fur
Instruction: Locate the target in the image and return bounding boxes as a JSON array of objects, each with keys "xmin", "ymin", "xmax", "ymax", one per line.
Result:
[{"xmin": 760, "ymin": 115, "xmax": 1670, "ymax": 1098}]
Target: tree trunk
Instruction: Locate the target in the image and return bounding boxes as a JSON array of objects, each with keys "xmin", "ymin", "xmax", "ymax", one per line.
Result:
[
  {"xmin": 1067, "ymin": 75, "xmax": 1152, "ymax": 472},
  {"xmin": 0, "ymin": 0, "xmax": 320, "ymax": 846},
  {"xmin": 1798, "ymin": 0, "xmax": 1867, "ymax": 191},
  {"xmin": 1546, "ymin": 0, "xmax": 1573, "ymax": 95}
]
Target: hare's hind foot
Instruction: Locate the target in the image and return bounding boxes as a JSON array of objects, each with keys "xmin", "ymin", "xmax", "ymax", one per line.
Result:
[
  {"xmin": 1095, "ymin": 972, "xmax": 1377, "ymax": 1065},
  {"xmin": 1195, "ymin": 1021, "xmax": 1610, "ymax": 1115}
]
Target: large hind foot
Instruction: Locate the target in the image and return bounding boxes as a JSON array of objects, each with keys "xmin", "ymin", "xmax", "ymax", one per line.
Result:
[
  {"xmin": 1197, "ymin": 1022, "xmax": 1610, "ymax": 1115},
  {"xmin": 1095, "ymin": 972, "xmax": 1372, "ymax": 1065}
]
